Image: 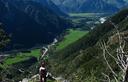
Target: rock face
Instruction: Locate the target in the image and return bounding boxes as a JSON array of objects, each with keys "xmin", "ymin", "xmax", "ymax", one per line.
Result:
[
  {"xmin": 0, "ymin": 0, "xmax": 70, "ymax": 50},
  {"xmin": 20, "ymin": 78, "xmax": 28, "ymax": 82},
  {"xmin": 51, "ymin": 0, "xmax": 128, "ymax": 13}
]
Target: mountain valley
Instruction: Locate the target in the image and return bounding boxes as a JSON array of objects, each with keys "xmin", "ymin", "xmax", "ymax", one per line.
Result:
[{"xmin": 0, "ymin": 0, "xmax": 128, "ymax": 82}]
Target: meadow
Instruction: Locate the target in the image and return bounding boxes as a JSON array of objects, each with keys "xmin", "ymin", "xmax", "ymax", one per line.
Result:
[
  {"xmin": 56, "ymin": 29, "xmax": 88, "ymax": 51},
  {"xmin": 1, "ymin": 49, "xmax": 40, "ymax": 68}
]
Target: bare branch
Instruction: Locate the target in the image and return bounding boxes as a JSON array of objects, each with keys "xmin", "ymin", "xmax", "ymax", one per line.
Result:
[
  {"xmin": 102, "ymin": 73, "xmax": 111, "ymax": 82},
  {"xmin": 101, "ymin": 42, "xmax": 118, "ymax": 77}
]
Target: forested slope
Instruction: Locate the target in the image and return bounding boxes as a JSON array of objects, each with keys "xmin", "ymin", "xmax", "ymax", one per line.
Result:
[{"xmin": 0, "ymin": 0, "xmax": 71, "ymax": 50}]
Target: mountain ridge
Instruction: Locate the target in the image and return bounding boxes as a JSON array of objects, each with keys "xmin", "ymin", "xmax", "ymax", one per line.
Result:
[
  {"xmin": 52, "ymin": 0, "xmax": 128, "ymax": 13},
  {"xmin": 0, "ymin": 0, "xmax": 71, "ymax": 50}
]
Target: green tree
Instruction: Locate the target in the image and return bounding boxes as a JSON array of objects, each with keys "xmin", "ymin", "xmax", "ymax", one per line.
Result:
[{"xmin": 0, "ymin": 23, "xmax": 10, "ymax": 49}]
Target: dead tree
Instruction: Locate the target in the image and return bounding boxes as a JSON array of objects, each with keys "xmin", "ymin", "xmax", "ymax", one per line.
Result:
[{"xmin": 100, "ymin": 22, "xmax": 128, "ymax": 82}]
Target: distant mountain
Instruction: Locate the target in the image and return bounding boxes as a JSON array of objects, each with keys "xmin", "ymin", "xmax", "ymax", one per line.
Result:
[
  {"xmin": 44, "ymin": 0, "xmax": 68, "ymax": 16},
  {"xmin": 52, "ymin": 0, "xmax": 128, "ymax": 13},
  {"xmin": 103, "ymin": 0, "xmax": 126, "ymax": 8},
  {"xmin": 79, "ymin": 0, "xmax": 119, "ymax": 13},
  {"xmin": 51, "ymin": 0, "xmax": 85, "ymax": 13},
  {"xmin": 0, "ymin": 0, "xmax": 71, "ymax": 50},
  {"xmin": 9, "ymin": 0, "xmax": 67, "ymax": 17}
]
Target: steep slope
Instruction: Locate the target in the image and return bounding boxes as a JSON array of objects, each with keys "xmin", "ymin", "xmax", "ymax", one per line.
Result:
[
  {"xmin": 49, "ymin": 9, "xmax": 128, "ymax": 81},
  {"xmin": 45, "ymin": 0, "xmax": 68, "ymax": 16},
  {"xmin": 9, "ymin": 0, "xmax": 67, "ymax": 17},
  {"xmin": 51, "ymin": 0, "xmax": 87, "ymax": 13},
  {"xmin": 52, "ymin": 0, "xmax": 128, "ymax": 13},
  {"xmin": 0, "ymin": 0, "xmax": 71, "ymax": 50}
]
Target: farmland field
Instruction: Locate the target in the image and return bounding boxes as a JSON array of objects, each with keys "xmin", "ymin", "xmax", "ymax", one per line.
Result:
[
  {"xmin": 69, "ymin": 13, "xmax": 106, "ymax": 18},
  {"xmin": 1, "ymin": 49, "xmax": 40, "ymax": 68}
]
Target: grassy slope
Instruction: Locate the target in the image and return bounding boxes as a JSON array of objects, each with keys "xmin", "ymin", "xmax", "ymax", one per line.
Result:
[{"xmin": 56, "ymin": 29, "xmax": 88, "ymax": 51}]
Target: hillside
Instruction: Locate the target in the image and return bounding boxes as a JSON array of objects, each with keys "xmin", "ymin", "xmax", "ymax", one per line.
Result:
[
  {"xmin": 0, "ymin": 0, "xmax": 71, "ymax": 50},
  {"xmin": 49, "ymin": 9, "xmax": 128, "ymax": 82},
  {"xmin": 52, "ymin": 0, "xmax": 128, "ymax": 13},
  {"xmin": 9, "ymin": 0, "xmax": 67, "ymax": 17}
]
